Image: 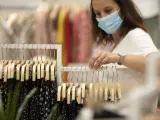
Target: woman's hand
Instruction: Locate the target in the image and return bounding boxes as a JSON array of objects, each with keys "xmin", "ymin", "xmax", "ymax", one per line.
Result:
[{"xmin": 89, "ymin": 51, "xmax": 120, "ymax": 69}]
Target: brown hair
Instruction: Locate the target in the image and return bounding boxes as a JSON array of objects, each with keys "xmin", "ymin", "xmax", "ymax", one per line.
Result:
[{"xmin": 91, "ymin": 0, "xmax": 147, "ymax": 44}]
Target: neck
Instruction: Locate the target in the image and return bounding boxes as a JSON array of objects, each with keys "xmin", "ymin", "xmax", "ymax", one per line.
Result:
[{"xmin": 112, "ymin": 31, "xmax": 121, "ymax": 44}]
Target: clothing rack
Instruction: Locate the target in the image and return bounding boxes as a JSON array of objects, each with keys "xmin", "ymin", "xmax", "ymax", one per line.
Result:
[{"xmin": 0, "ymin": 44, "xmax": 62, "ymax": 85}]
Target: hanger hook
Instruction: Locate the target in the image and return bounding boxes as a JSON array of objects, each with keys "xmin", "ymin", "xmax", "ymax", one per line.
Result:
[
  {"xmin": 102, "ymin": 66, "xmax": 105, "ymax": 83},
  {"xmin": 67, "ymin": 67, "xmax": 72, "ymax": 83},
  {"xmin": 23, "ymin": 44, "xmax": 25, "ymax": 60},
  {"xmin": 85, "ymin": 67, "xmax": 88, "ymax": 83},
  {"xmin": 92, "ymin": 70, "xmax": 95, "ymax": 83},
  {"xmin": 0, "ymin": 45, "xmax": 3, "ymax": 60},
  {"xmin": 107, "ymin": 68, "xmax": 109, "ymax": 84},
  {"xmin": 50, "ymin": 44, "xmax": 52, "ymax": 60},
  {"xmin": 115, "ymin": 66, "xmax": 119, "ymax": 83},
  {"xmin": 112, "ymin": 66, "xmax": 115, "ymax": 83},
  {"xmin": 81, "ymin": 66, "xmax": 84, "ymax": 83}
]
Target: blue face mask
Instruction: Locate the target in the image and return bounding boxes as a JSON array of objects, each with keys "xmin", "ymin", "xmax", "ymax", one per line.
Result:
[{"xmin": 96, "ymin": 11, "xmax": 123, "ymax": 34}]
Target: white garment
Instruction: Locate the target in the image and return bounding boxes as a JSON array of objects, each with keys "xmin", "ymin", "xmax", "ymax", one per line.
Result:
[
  {"xmin": 113, "ymin": 28, "xmax": 158, "ymax": 55},
  {"xmin": 94, "ymin": 28, "xmax": 159, "ymax": 112},
  {"xmin": 133, "ymin": 0, "xmax": 159, "ymax": 19}
]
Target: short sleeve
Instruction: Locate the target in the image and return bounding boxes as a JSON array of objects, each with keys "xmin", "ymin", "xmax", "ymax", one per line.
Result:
[
  {"xmin": 113, "ymin": 28, "xmax": 159, "ymax": 56},
  {"xmin": 128, "ymin": 28, "xmax": 159, "ymax": 56}
]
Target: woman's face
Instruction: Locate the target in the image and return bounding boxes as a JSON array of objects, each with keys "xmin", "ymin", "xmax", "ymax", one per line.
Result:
[{"xmin": 92, "ymin": 0, "xmax": 120, "ymax": 19}]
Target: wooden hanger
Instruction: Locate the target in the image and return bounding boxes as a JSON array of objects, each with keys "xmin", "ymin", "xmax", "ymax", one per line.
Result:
[
  {"xmin": 32, "ymin": 59, "xmax": 38, "ymax": 82},
  {"xmin": 45, "ymin": 60, "xmax": 52, "ymax": 81},
  {"xmin": 72, "ymin": 83, "xmax": 79, "ymax": 101},
  {"xmin": 62, "ymin": 83, "xmax": 67, "ymax": 100},
  {"xmin": 117, "ymin": 83, "xmax": 122, "ymax": 100},
  {"xmin": 25, "ymin": 60, "xmax": 34, "ymax": 81},
  {"xmin": 4, "ymin": 64, "xmax": 8, "ymax": 82},
  {"xmin": 0, "ymin": 63, "xmax": 4, "ymax": 80},
  {"xmin": 57, "ymin": 85, "xmax": 62, "ymax": 102},
  {"xmin": 11, "ymin": 60, "xmax": 21, "ymax": 79},
  {"xmin": 81, "ymin": 83, "xmax": 86, "ymax": 99},
  {"xmin": 67, "ymin": 83, "xmax": 73, "ymax": 104},
  {"xmin": 21, "ymin": 61, "xmax": 27, "ymax": 82},
  {"xmin": 110, "ymin": 85, "xmax": 115, "ymax": 103},
  {"xmin": 41, "ymin": 60, "xmax": 48, "ymax": 79},
  {"xmin": 77, "ymin": 85, "xmax": 82, "ymax": 104},
  {"xmin": 99, "ymin": 83, "xmax": 104, "ymax": 101},
  {"xmin": 104, "ymin": 84, "xmax": 109, "ymax": 101},
  {"xmin": 89, "ymin": 83, "xmax": 93, "ymax": 99},
  {"xmin": 37, "ymin": 58, "xmax": 42, "ymax": 80},
  {"xmin": 0, "ymin": 59, "xmax": 8, "ymax": 80},
  {"xmin": 116, "ymin": 73, "xmax": 122, "ymax": 100},
  {"xmin": 51, "ymin": 60, "xmax": 56, "ymax": 81},
  {"xmin": 16, "ymin": 60, "xmax": 25, "ymax": 80},
  {"xmin": 94, "ymin": 83, "xmax": 99, "ymax": 102},
  {"xmin": 7, "ymin": 60, "xmax": 13, "ymax": 79}
]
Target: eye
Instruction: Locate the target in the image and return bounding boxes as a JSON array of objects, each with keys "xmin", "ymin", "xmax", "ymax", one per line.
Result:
[
  {"xmin": 104, "ymin": 9, "xmax": 112, "ymax": 14},
  {"xmin": 95, "ymin": 12, "xmax": 101, "ymax": 17}
]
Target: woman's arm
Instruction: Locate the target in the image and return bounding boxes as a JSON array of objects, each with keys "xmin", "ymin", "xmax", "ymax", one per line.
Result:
[{"xmin": 88, "ymin": 52, "xmax": 146, "ymax": 73}]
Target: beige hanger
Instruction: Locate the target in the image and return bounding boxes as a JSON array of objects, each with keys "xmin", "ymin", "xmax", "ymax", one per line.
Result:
[
  {"xmin": 72, "ymin": 70, "xmax": 80, "ymax": 101},
  {"xmin": 51, "ymin": 60, "xmax": 56, "ymax": 81},
  {"xmin": 105, "ymin": 71, "xmax": 109, "ymax": 101},
  {"xmin": 117, "ymin": 83, "xmax": 122, "ymax": 100},
  {"xmin": 7, "ymin": 60, "xmax": 12, "ymax": 79},
  {"xmin": 67, "ymin": 82, "xmax": 73, "ymax": 104},
  {"xmin": 25, "ymin": 60, "xmax": 34, "ymax": 81},
  {"xmin": 67, "ymin": 70, "xmax": 72, "ymax": 104},
  {"xmin": 21, "ymin": 63, "xmax": 27, "ymax": 82},
  {"xmin": 4, "ymin": 64, "xmax": 8, "ymax": 82},
  {"xmin": 16, "ymin": 60, "xmax": 25, "ymax": 81},
  {"xmin": 110, "ymin": 86, "xmax": 115, "ymax": 102},
  {"xmin": 41, "ymin": 60, "xmax": 48, "ymax": 79},
  {"xmin": 99, "ymin": 83, "xmax": 104, "ymax": 101},
  {"xmin": 32, "ymin": 59, "xmax": 38, "ymax": 82},
  {"xmin": 89, "ymin": 83, "xmax": 94, "ymax": 99},
  {"xmin": 37, "ymin": 57, "xmax": 42, "ymax": 80},
  {"xmin": 110, "ymin": 70, "xmax": 115, "ymax": 102},
  {"xmin": 0, "ymin": 63, "xmax": 4, "ymax": 80},
  {"xmin": 77, "ymin": 86, "xmax": 82, "ymax": 104},
  {"xmin": 57, "ymin": 85, "xmax": 62, "ymax": 102},
  {"xmin": 94, "ymin": 83, "xmax": 99, "ymax": 103},
  {"xmin": 62, "ymin": 82, "xmax": 67, "ymax": 100},
  {"xmin": 11, "ymin": 47, "xmax": 21, "ymax": 79},
  {"xmin": 45, "ymin": 60, "xmax": 52, "ymax": 81}
]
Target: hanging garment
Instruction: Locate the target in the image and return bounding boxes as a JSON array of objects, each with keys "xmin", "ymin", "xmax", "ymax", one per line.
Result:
[
  {"xmin": 64, "ymin": 12, "xmax": 72, "ymax": 64},
  {"xmin": 72, "ymin": 10, "xmax": 92, "ymax": 63},
  {"xmin": 57, "ymin": 8, "xmax": 68, "ymax": 66}
]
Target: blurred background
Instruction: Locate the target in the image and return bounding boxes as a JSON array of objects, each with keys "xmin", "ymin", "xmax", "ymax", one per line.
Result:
[{"xmin": 0, "ymin": 0, "xmax": 159, "ymax": 64}]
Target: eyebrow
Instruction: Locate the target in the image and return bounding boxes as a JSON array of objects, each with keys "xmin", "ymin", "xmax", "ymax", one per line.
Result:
[{"xmin": 94, "ymin": 6, "xmax": 113, "ymax": 12}]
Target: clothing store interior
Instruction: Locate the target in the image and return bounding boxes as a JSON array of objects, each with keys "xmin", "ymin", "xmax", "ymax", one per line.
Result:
[{"xmin": 0, "ymin": 0, "xmax": 160, "ymax": 120}]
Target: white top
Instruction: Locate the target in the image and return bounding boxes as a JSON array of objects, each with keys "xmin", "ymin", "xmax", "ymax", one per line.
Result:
[
  {"xmin": 94, "ymin": 28, "xmax": 158, "ymax": 55},
  {"xmin": 133, "ymin": 0, "xmax": 159, "ymax": 19}
]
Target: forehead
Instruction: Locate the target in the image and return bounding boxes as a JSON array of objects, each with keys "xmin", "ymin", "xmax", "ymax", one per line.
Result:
[{"xmin": 92, "ymin": 0, "xmax": 118, "ymax": 10}]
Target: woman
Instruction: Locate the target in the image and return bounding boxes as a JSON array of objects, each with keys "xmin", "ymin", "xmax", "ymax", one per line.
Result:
[
  {"xmin": 89, "ymin": 0, "xmax": 159, "ymax": 73},
  {"xmin": 89, "ymin": 0, "xmax": 159, "ymax": 113}
]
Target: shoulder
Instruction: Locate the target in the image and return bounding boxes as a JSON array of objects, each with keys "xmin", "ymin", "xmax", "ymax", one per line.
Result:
[
  {"xmin": 126, "ymin": 28, "xmax": 149, "ymax": 38},
  {"xmin": 122, "ymin": 28, "xmax": 159, "ymax": 55},
  {"xmin": 124, "ymin": 28, "xmax": 153, "ymax": 44}
]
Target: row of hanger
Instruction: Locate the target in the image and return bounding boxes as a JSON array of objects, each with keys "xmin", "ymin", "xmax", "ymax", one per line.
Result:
[
  {"xmin": 57, "ymin": 66, "xmax": 122, "ymax": 104},
  {"xmin": 0, "ymin": 59, "xmax": 57, "ymax": 82}
]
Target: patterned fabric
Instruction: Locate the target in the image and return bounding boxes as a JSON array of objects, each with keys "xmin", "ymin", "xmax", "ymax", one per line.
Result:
[{"xmin": 0, "ymin": 77, "xmax": 58, "ymax": 120}]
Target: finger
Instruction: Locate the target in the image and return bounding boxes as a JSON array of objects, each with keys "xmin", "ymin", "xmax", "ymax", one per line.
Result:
[
  {"xmin": 94, "ymin": 53, "xmax": 106, "ymax": 69},
  {"xmin": 89, "ymin": 52, "xmax": 101, "ymax": 68},
  {"xmin": 101, "ymin": 57, "xmax": 110, "ymax": 65}
]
